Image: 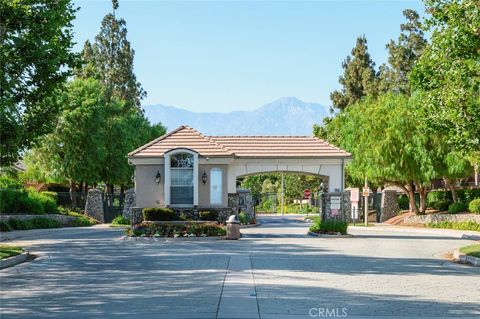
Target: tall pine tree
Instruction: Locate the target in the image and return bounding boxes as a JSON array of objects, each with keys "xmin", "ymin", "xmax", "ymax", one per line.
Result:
[
  {"xmin": 378, "ymin": 9, "xmax": 427, "ymax": 94},
  {"xmin": 78, "ymin": 0, "xmax": 146, "ymax": 109},
  {"xmin": 330, "ymin": 36, "xmax": 377, "ymax": 111}
]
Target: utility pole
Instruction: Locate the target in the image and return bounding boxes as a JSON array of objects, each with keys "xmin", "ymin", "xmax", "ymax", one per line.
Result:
[
  {"xmin": 364, "ymin": 177, "xmax": 369, "ymax": 226},
  {"xmin": 281, "ymin": 172, "xmax": 285, "ymax": 216}
]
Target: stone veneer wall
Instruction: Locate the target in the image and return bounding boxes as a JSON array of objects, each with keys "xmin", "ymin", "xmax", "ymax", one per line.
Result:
[
  {"xmin": 228, "ymin": 193, "xmax": 239, "ymax": 214},
  {"xmin": 0, "ymin": 214, "xmax": 78, "ymax": 225},
  {"xmin": 380, "ymin": 190, "xmax": 399, "ymax": 222},
  {"xmin": 322, "ymin": 191, "xmax": 350, "ymax": 221},
  {"xmin": 404, "ymin": 213, "xmax": 480, "ymax": 224},
  {"xmin": 122, "ymin": 188, "xmax": 136, "ymax": 220},
  {"xmin": 237, "ymin": 189, "xmax": 255, "ymax": 220},
  {"xmin": 85, "ymin": 188, "xmax": 104, "ymax": 223}
]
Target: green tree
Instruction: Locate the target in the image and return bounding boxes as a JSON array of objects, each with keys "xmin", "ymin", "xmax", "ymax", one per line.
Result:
[
  {"xmin": 330, "ymin": 36, "xmax": 377, "ymax": 111},
  {"xmin": 33, "ymin": 79, "xmax": 110, "ymax": 200},
  {"xmin": 101, "ymin": 107, "xmax": 166, "ymax": 190},
  {"xmin": 378, "ymin": 9, "xmax": 427, "ymax": 94},
  {"xmin": 78, "ymin": 0, "xmax": 146, "ymax": 109},
  {"xmin": 410, "ymin": 0, "xmax": 480, "ymax": 153},
  {"xmin": 0, "ymin": 0, "xmax": 79, "ymax": 165},
  {"xmin": 320, "ymin": 94, "xmax": 443, "ymax": 214}
]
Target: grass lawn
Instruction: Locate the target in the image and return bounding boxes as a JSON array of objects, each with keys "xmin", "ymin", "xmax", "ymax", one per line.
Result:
[
  {"xmin": 459, "ymin": 244, "xmax": 480, "ymax": 258},
  {"xmin": 0, "ymin": 244, "xmax": 23, "ymax": 259}
]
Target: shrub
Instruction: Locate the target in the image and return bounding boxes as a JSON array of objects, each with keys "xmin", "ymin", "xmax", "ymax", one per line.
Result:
[
  {"xmin": 29, "ymin": 217, "xmax": 61, "ymax": 229},
  {"xmin": 427, "ymin": 190, "xmax": 451, "ymax": 206},
  {"xmin": 27, "ymin": 190, "xmax": 58, "ymax": 214},
  {"xmin": 0, "ymin": 176, "xmax": 23, "ymax": 189},
  {"xmin": 397, "ymin": 195, "xmax": 409, "ymax": 210},
  {"xmin": 71, "ymin": 215, "xmax": 96, "ymax": 227},
  {"xmin": 40, "ymin": 191, "xmax": 58, "ymax": 201},
  {"xmin": 0, "ymin": 188, "xmax": 58, "ymax": 215},
  {"xmin": 426, "ymin": 220, "xmax": 480, "ymax": 232},
  {"xmin": 309, "ymin": 219, "xmax": 348, "ymax": 235},
  {"xmin": 7, "ymin": 219, "xmax": 31, "ymax": 230},
  {"xmin": 199, "ymin": 211, "xmax": 218, "ymax": 221},
  {"xmin": 469, "ymin": 198, "xmax": 480, "ymax": 214},
  {"xmin": 128, "ymin": 222, "xmax": 226, "ymax": 237},
  {"xmin": 112, "ymin": 215, "xmax": 130, "ymax": 225},
  {"xmin": 0, "ymin": 220, "xmax": 12, "ymax": 232},
  {"xmin": 448, "ymin": 202, "xmax": 467, "ymax": 214},
  {"xmin": 142, "ymin": 207, "xmax": 180, "ymax": 221},
  {"xmin": 238, "ymin": 211, "xmax": 251, "ymax": 224},
  {"xmin": 457, "ymin": 189, "xmax": 480, "ymax": 205},
  {"xmin": 430, "ymin": 199, "xmax": 452, "ymax": 211}
]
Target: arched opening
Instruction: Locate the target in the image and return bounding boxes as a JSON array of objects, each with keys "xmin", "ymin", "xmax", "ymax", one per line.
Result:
[{"xmin": 237, "ymin": 171, "xmax": 329, "ymax": 215}]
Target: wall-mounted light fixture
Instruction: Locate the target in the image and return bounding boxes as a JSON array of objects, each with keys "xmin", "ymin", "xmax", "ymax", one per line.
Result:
[
  {"xmin": 155, "ymin": 170, "xmax": 161, "ymax": 184},
  {"xmin": 202, "ymin": 171, "xmax": 208, "ymax": 184}
]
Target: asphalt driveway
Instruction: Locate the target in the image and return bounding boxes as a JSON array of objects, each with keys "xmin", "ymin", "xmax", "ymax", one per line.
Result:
[{"xmin": 1, "ymin": 216, "xmax": 479, "ymax": 319}]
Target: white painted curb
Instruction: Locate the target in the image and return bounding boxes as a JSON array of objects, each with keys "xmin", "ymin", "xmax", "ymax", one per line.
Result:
[
  {"xmin": 240, "ymin": 223, "xmax": 261, "ymax": 229},
  {"xmin": 0, "ymin": 252, "xmax": 29, "ymax": 269},
  {"xmin": 453, "ymin": 249, "xmax": 480, "ymax": 267},
  {"xmin": 307, "ymin": 231, "xmax": 353, "ymax": 238}
]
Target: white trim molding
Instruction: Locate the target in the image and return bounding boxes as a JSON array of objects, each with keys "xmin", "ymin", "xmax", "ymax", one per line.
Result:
[{"xmin": 164, "ymin": 148, "xmax": 199, "ymax": 207}]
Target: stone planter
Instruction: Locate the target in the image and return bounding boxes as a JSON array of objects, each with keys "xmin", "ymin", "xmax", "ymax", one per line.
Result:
[
  {"xmin": 0, "ymin": 214, "xmax": 78, "ymax": 226},
  {"xmin": 404, "ymin": 213, "xmax": 480, "ymax": 225},
  {"xmin": 0, "ymin": 252, "xmax": 29, "ymax": 269},
  {"xmin": 307, "ymin": 231, "xmax": 353, "ymax": 238},
  {"xmin": 453, "ymin": 249, "xmax": 480, "ymax": 267}
]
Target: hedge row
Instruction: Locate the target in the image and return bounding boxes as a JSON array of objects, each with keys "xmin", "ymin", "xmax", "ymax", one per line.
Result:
[
  {"xmin": 0, "ymin": 217, "xmax": 62, "ymax": 232},
  {"xmin": 127, "ymin": 222, "xmax": 226, "ymax": 237}
]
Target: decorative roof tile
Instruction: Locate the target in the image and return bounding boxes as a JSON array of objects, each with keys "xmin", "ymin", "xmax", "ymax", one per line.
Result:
[
  {"xmin": 128, "ymin": 126, "xmax": 351, "ymax": 158},
  {"xmin": 128, "ymin": 126, "xmax": 233, "ymax": 157}
]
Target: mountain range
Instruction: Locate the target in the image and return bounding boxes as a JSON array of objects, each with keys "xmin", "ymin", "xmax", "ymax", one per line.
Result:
[{"xmin": 142, "ymin": 97, "xmax": 330, "ymax": 136}]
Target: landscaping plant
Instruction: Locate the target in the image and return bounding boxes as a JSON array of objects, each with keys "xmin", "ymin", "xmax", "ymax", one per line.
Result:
[
  {"xmin": 127, "ymin": 222, "xmax": 226, "ymax": 237},
  {"xmin": 447, "ymin": 202, "xmax": 466, "ymax": 214},
  {"xmin": 468, "ymin": 199, "xmax": 480, "ymax": 214},
  {"xmin": 142, "ymin": 208, "xmax": 180, "ymax": 221},
  {"xmin": 426, "ymin": 221, "xmax": 480, "ymax": 232},
  {"xmin": 199, "ymin": 211, "xmax": 219, "ymax": 221},
  {"xmin": 309, "ymin": 218, "xmax": 348, "ymax": 235},
  {"xmin": 112, "ymin": 215, "xmax": 130, "ymax": 225}
]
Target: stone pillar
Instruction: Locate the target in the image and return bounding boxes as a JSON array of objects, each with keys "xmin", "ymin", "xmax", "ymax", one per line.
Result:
[
  {"xmin": 380, "ymin": 190, "xmax": 399, "ymax": 222},
  {"xmin": 323, "ymin": 191, "xmax": 349, "ymax": 221},
  {"xmin": 85, "ymin": 188, "xmax": 104, "ymax": 223},
  {"xmin": 237, "ymin": 189, "xmax": 254, "ymax": 220},
  {"xmin": 130, "ymin": 207, "xmax": 143, "ymax": 225},
  {"xmin": 228, "ymin": 193, "xmax": 239, "ymax": 214},
  {"xmin": 122, "ymin": 188, "xmax": 136, "ymax": 220}
]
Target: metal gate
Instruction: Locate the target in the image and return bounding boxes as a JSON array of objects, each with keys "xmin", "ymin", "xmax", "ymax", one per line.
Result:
[
  {"xmin": 103, "ymin": 193, "xmax": 124, "ymax": 223},
  {"xmin": 253, "ymin": 192, "xmax": 278, "ymax": 214}
]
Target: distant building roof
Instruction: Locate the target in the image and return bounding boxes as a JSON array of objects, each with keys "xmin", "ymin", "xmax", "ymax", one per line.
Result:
[{"xmin": 128, "ymin": 125, "xmax": 351, "ymax": 159}]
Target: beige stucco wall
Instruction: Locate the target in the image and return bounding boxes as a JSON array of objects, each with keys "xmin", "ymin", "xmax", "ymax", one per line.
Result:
[
  {"xmin": 198, "ymin": 164, "xmax": 228, "ymax": 208},
  {"xmin": 135, "ymin": 164, "xmax": 164, "ymax": 208},
  {"xmin": 135, "ymin": 163, "xmax": 228, "ymax": 209}
]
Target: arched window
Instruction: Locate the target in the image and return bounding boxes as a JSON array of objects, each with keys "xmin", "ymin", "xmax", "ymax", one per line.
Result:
[{"xmin": 170, "ymin": 153, "xmax": 194, "ymax": 205}]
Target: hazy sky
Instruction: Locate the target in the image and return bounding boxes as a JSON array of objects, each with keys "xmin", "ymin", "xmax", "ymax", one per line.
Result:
[{"xmin": 73, "ymin": 0, "xmax": 425, "ymax": 112}]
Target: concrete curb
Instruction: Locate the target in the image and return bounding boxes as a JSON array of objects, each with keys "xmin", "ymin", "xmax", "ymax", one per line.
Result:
[
  {"xmin": 307, "ymin": 231, "xmax": 353, "ymax": 238},
  {"xmin": 240, "ymin": 223, "xmax": 261, "ymax": 229},
  {"xmin": 349, "ymin": 224, "xmax": 480, "ymax": 239},
  {"xmin": 453, "ymin": 249, "xmax": 480, "ymax": 267},
  {"xmin": 0, "ymin": 252, "xmax": 29, "ymax": 269},
  {"xmin": 123, "ymin": 235, "xmax": 226, "ymax": 242}
]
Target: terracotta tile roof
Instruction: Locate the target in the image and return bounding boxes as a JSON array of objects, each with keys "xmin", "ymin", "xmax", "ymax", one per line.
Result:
[
  {"xmin": 209, "ymin": 136, "xmax": 351, "ymax": 158},
  {"xmin": 128, "ymin": 126, "xmax": 233, "ymax": 157},
  {"xmin": 128, "ymin": 125, "xmax": 351, "ymax": 158}
]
